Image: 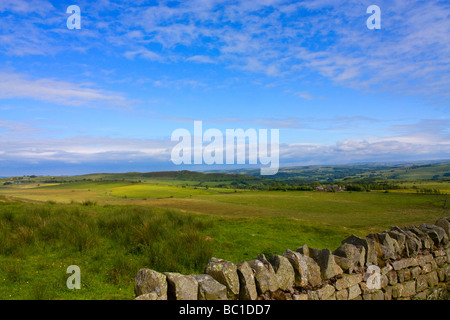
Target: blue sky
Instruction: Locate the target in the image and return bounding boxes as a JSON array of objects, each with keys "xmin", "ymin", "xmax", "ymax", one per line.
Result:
[{"xmin": 0, "ymin": 0, "xmax": 449, "ymax": 176}]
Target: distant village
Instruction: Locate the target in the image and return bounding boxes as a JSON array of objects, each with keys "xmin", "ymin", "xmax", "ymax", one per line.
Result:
[{"xmin": 315, "ymin": 185, "xmax": 345, "ymax": 192}]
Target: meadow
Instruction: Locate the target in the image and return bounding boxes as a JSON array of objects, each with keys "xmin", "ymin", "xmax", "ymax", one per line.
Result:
[{"xmin": 0, "ymin": 170, "xmax": 449, "ymax": 299}]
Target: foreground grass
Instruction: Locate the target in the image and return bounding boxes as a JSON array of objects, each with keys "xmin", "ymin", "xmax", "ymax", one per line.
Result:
[
  {"xmin": 0, "ymin": 201, "xmax": 215, "ymax": 299},
  {"xmin": 0, "ymin": 200, "xmax": 357, "ymax": 300}
]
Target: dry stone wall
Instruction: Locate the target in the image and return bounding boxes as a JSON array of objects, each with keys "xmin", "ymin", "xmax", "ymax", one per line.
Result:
[{"xmin": 134, "ymin": 218, "xmax": 450, "ymax": 300}]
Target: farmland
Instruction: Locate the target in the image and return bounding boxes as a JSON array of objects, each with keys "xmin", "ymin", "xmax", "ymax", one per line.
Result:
[{"xmin": 0, "ymin": 162, "xmax": 449, "ymax": 299}]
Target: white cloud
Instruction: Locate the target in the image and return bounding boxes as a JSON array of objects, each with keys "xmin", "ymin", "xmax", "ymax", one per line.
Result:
[
  {"xmin": 124, "ymin": 48, "xmax": 163, "ymax": 62},
  {"xmin": 186, "ymin": 55, "xmax": 217, "ymax": 64},
  {"xmin": 0, "ymin": 71, "xmax": 130, "ymax": 108}
]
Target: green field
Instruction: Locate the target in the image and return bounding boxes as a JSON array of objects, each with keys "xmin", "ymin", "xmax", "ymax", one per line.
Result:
[{"xmin": 0, "ymin": 166, "xmax": 449, "ymax": 299}]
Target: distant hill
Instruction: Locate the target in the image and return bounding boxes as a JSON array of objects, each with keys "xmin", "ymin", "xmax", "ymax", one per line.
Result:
[
  {"xmin": 2, "ymin": 160, "xmax": 450, "ymax": 185},
  {"xmin": 206, "ymin": 160, "xmax": 450, "ymax": 182}
]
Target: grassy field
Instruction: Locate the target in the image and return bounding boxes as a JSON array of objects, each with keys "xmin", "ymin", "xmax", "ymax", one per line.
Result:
[{"xmin": 0, "ymin": 176, "xmax": 449, "ymax": 300}]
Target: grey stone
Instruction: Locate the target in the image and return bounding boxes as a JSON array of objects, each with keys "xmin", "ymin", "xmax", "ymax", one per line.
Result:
[
  {"xmin": 236, "ymin": 261, "xmax": 257, "ymax": 300},
  {"xmin": 367, "ymin": 232, "xmax": 396, "ymax": 260},
  {"xmin": 416, "ymin": 275, "xmax": 428, "ymax": 292},
  {"xmin": 413, "ymin": 290, "xmax": 428, "ymax": 300},
  {"xmin": 388, "ymin": 230, "xmax": 407, "ymax": 256},
  {"xmin": 392, "ymin": 283, "xmax": 404, "ymax": 299},
  {"xmin": 205, "ymin": 257, "xmax": 240, "ymax": 300},
  {"xmin": 335, "ymin": 288, "xmax": 349, "ymax": 300},
  {"xmin": 134, "ymin": 268, "xmax": 168, "ymax": 299},
  {"xmin": 437, "ymin": 267, "xmax": 446, "ymax": 282},
  {"xmin": 164, "ymin": 272, "xmax": 198, "ymax": 300},
  {"xmin": 392, "ymin": 257, "xmax": 418, "ymax": 271},
  {"xmin": 403, "ymin": 225, "xmax": 433, "ymax": 249},
  {"xmin": 435, "ymin": 256, "xmax": 447, "ymax": 267},
  {"xmin": 333, "ymin": 243, "xmax": 365, "ymax": 272},
  {"xmin": 307, "ymin": 284, "xmax": 335, "ymax": 300},
  {"xmin": 425, "ymin": 271, "xmax": 439, "ymax": 288},
  {"xmin": 334, "ymin": 273, "xmax": 363, "ymax": 291},
  {"xmin": 248, "ymin": 255, "xmax": 278, "ymax": 294},
  {"xmin": 268, "ymin": 255, "xmax": 295, "ymax": 291},
  {"xmin": 363, "ymin": 290, "xmax": 384, "ymax": 300},
  {"xmin": 293, "ymin": 293, "xmax": 308, "ymax": 300},
  {"xmin": 389, "ymin": 227, "xmax": 422, "ymax": 256},
  {"xmin": 435, "ymin": 218, "xmax": 450, "ymax": 238},
  {"xmin": 282, "ymin": 249, "xmax": 322, "ymax": 287},
  {"xmin": 417, "ymin": 254, "xmax": 434, "ymax": 267},
  {"xmin": 193, "ymin": 274, "xmax": 228, "ymax": 300},
  {"xmin": 348, "ymin": 284, "xmax": 362, "ymax": 300},
  {"xmin": 333, "ymin": 256, "xmax": 355, "ymax": 274},
  {"xmin": 410, "ymin": 266, "xmax": 421, "ymax": 280},
  {"xmin": 386, "ymin": 270, "xmax": 398, "ymax": 285},
  {"xmin": 380, "ymin": 274, "xmax": 389, "ymax": 289},
  {"xmin": 308, "ymin": 248, "xmax": 343, "ymax": 280},
  {"xmin": 135, "ymin": 292, "xmax": 159, "ymax": 300},
  {"xmin": 419, "ymin": 224, "xmax": 448, "ymax": 246},
  {"xmin": 392, "ymin": 281, "xmax": 416, "ymax": 298},
  {"xmin": 403, "ymin": 281, "xmax": 416, "ymax": 297},
  {"xmin": 341, "ymin": 235, "xmax": 377, "ymax": 266},
  {"xmin": 383, "ymin": 286, "xmax": 392, "ymax": 300}
]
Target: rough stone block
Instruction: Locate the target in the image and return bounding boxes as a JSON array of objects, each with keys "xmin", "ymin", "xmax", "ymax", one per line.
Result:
[
  {"xmin": 342, "ymin": 235, "xmax": 377, "ymax": 266},
  {"xmin": 308, "ymin": 247, "xmax": 343, "ymax": 280},
  {"xmin": 334, "ymin": 273, "xmax": 363, "ymax": 291},
  {"xmin": 193, "ymin": 274, "xmax": 228, "ymax": 300},
  {"xmin": 426, "ymin": 271, "xmax": 439, "ymax": 288},
  {"xmin": 282, "ymin": 249, "xmax": 322, "ymax": 287},
  {"xmin": 335, "ymin": 288, "xmax": 349, "ymax": 300},
  {"xmin": 247, "ymin": 255, "xmax": 278, "ymax": 295},
  {"xmin": 134, "ymin": 268, "xmax": 168, "ymax": 300},
  {"xmin": 205, "ymin": 257, "xmax": 240, "ymax": 300},
  {"xmin": 348, "ymin": 284, "xmax": 362, "ymax": 300},
  {"xmin": 416, "ymin": 275, "xmax": 428, "ymax": 293},
  {"xmin": 307, "ymin": 284, "xmax": 335, "ymax": 300},
  {"xmin": 164, "ymin": 272, "xmax": 198, "ymax": 300},
  {"xmin": 236, "ymin": 261, "xmax": 257, "ymax": 300},
  {"xmin": 387, "ymin": 270, "xmax": 398, "ymax": 285},
  {"xmin": 268, "ymin": 254, "xmax": 295, "ymax": 291}
]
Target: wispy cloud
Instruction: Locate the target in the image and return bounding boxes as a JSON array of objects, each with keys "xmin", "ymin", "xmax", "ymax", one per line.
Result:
[
  {"xmin": 0, "ymin": 71, "xmax": 131, "ymax": 108},
  {"xmin": 2, "ymin": 1, "xmax": 449, "ymax": 99}
]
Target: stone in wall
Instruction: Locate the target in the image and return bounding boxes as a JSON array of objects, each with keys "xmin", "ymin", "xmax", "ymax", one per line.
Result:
[
  {"xmin": 283, "ymin": 249, "xmax": 322, "ymax": 287},
  {"xmin": 164, "ymin": 272, "xmax": 198, "ymax": 300},
  {"xmin": 387, "ymin": 229, "xmax": 407, "ymax": 256},
  {"xmin": 236, "ymin": 261, "xmax": 257, "ymax": 300},
  {"xmin": 135, "ymin": 292, "xmax": 159, "ymax": 300},
  {"xmin": 308, "ymin": 248, "xmax": 343, "ymax": 280},
  {"xmin": 402, "ymin": 225, "xmax": 434, "ymax": 249},
  {"xmin": 435, "ymin": 218, "xmax": 450, "ymax": 238},
  {"xmin": 342, "ymin": 235, "xmax": 377, "ymax": 266},
  {"xmin": 134, "ymin": 268, "xmax": 168, "ymax": 300},
  {"xmin": 334, "ymin": 273, "xmax": 363, "ymax": 291},
  {"xmin": 333, "ymin": 243, "xmax": 365, "ymax": 273},
  {"xmin": 247, "ymin": 254, "xmax": 278, "ymax": 295},
  {"xmin": 193, "ymin": 274, "xmax": 228, "ymax": 300},
  {"xmin": 204, "ymin": 257, "xmax": 240, "ymax": 300},
  {"xmin": 268, "ymin": 255, "xmax": 295, "ymax": 291},
  {"xmin": 307, "ymin": 284, "xmax": 335, "ymax": 300},
  {"xmin": 367, "ymin": 232, "xmax": 398, "ymax": 260},
  {"xmin": 419, "ymin": 224, "xmax": 448, "ymax": 246}
]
